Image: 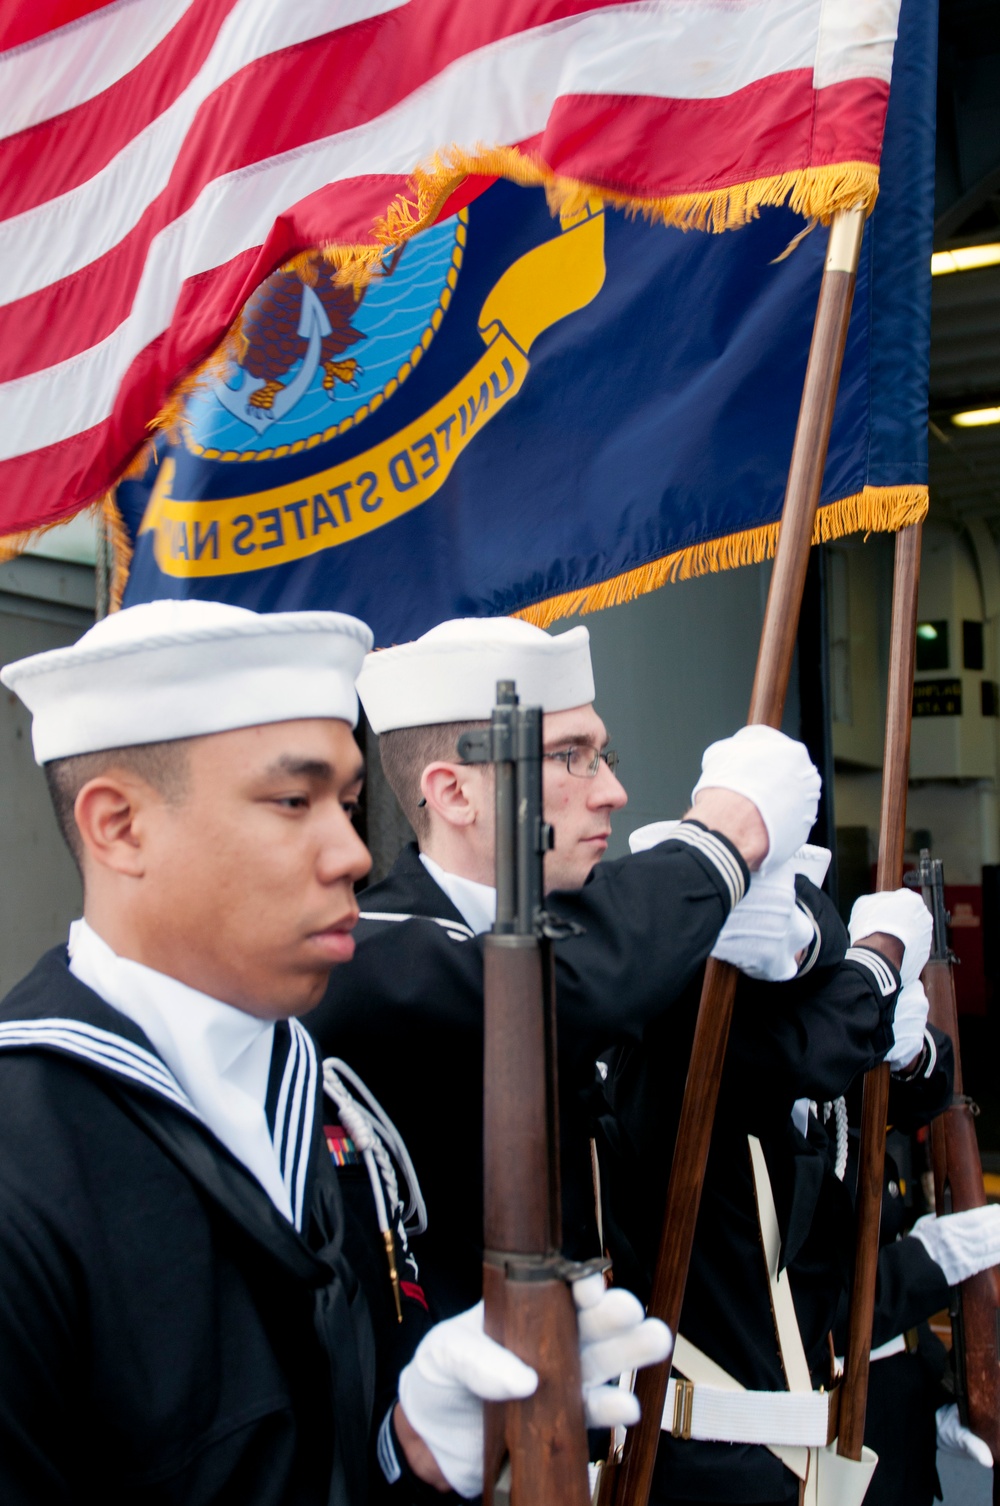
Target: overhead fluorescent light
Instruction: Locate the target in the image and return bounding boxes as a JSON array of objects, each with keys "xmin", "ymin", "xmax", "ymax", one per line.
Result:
[
  {"xmin": 932, "ymin": 244, "xmax": 1000, "ymax": 276},
  {"xmin": 951, "ymin": 406, "xmax": 1000, "ymax": 428}
]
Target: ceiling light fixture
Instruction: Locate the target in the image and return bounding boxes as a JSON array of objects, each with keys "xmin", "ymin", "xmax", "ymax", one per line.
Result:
[
  {"xmin": 951, "ymin": 406, "xmax": 1000, "ymax": 428},
  {"xmin": 931, "ymin": 244, "xmax": 1000, "ymax": 276}
]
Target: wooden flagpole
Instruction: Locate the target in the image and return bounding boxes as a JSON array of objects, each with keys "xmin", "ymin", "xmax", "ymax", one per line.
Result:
[
  {"xmin": 610, "ymin": 204, "xmax": 867, "ymax": 1506},
  {"xmin": 836, "ymin": 521, "xmax": 922, "ymax": 1458}
]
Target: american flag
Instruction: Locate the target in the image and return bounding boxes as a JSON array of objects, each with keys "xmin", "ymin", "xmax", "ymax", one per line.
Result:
[{"xmin": 0, "ymin": 0, "xmax": 901, "ymax": 543}]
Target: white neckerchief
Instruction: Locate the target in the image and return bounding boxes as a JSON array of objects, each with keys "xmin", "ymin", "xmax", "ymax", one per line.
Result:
[
  {"xmin": 419, "ymin": 852, "xmax": 497, "ymax": 936},
  {"xmin": 68, "ymin": 918, "xmax": 296, "ymax": 1224}
]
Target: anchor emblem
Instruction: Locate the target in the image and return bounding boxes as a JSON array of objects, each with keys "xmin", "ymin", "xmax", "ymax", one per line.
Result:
[{"xmin": 212, "ymin": 268, "xmax": 370, "ymax": 436}]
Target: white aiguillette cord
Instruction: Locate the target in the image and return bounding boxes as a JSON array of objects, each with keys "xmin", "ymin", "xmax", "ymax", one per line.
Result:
[{"xmin": 322, "ymin": 1057, "xmax": 428, "ymax": 1321}]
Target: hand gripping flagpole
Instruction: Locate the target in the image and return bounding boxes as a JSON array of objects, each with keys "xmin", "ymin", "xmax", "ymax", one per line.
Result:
[
  {"xmin": 836, "ymin": 521, "xmax": 922, "ymax": 1460},
  {"xmin": 609, "ymin": 205, "xmax": 867, "ymax": 1506}
]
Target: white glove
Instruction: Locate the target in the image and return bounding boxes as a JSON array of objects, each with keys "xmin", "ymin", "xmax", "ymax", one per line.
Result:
[
  {"xmin": 691, "ymin": 727, "xmax": 821, "ymax": 873},
  {"xmin": 573, "ymin": 1271, "xmax": 673, "ymax": 1427},
  {"xmin": 710, "ymin": 858, "xmax": 816, "ymax": 981},
  {"xmin": 792, "ymin": 843, "xmax": 832, "ymax": 888},
  {"xmin": 910, "ymin": 1206, "xmax": 1000, "ymax": 1288},
  {"xmin": 397, "ymin": 1283, "xmax": 672, "ymax": 1498},
  {"xmin": 398, "ymin": 1303, "xmax": 537, "ymax": 1497},
  {"xmin": 884, "ymin": 981, "xmax": 930, "ymax": 1069},
  {"xmin": 936, "ymin": 1403, "xmax": 994, "ymax": 1467},
  {"xmin": 848, "ymin": 889, "xmax": 933, "ymax": 987}
]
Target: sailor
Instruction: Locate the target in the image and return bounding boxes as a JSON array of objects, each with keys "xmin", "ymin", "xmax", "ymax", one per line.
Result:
[
  {"xmin": 304, "ymin": 615, "xmax": 924, "ymax": 1506},
  {"xmin": 0, "ymin": 599, "xmax": 670, "ymax": 1505},
  {"xmin": 307, "ymin": 616, "xmax": 833, "ymax": 1315},
  {"xmin": 596, "ymin": 847, "xmax": 939, "ymax": 1505},
  {"xmin": 822, "ymin": 1007, "xmax": 1000, "ymax": 1506}
]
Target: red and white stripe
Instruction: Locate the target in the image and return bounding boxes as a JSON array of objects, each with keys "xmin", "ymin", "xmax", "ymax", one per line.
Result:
[{"xmin": 0, "ymin": 0, "xmax": 900, "ymax": 537}]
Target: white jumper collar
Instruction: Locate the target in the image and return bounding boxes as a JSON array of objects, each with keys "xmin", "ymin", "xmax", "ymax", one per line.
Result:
[
  {"xmin": 67, "ymin": 918, "xmax": 313, "ymax": 1226},
  {"xmin": 419, "ymin": 853, "xmax": 497, "ymax": 937}
]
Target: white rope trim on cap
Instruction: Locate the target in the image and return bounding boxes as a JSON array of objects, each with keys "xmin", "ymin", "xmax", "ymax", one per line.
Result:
[{"xmin": 662, "ymin": 823, "xmax": 746, "ymax": 911}]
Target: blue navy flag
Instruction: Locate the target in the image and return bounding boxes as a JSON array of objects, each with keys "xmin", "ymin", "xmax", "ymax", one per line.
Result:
[{"xmin": 120, "ymin": 0, "xmax": 934, "ymax": 644}]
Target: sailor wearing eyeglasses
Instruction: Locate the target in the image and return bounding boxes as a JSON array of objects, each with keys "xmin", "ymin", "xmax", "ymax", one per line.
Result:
[
  {"xmin": 305, "ymin": 616, "xmax": 837, "ymax": 1320},
  {"xmin": 305, "ymin": 617, "xmax": 935, "ymax": 1502}
]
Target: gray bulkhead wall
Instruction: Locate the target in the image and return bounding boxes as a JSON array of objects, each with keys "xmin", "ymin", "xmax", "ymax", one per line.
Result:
[
  {"xmin": 554, "ymin": 558, "xmax": 799, "ymax": 861},
  {"xmin": 0, "ymin": 557, "xmax": 94, "ymax": 997}
]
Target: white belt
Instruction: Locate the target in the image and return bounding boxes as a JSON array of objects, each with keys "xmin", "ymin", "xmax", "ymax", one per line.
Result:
[
  {"xmin": 834, "ymin": 1332, "xmax": 907, "ymax": 1371},
  {"xmin": 662, "ymin": 1375, "xmax": 837, "ymax": 1448},
  {"xmin": 653, "ymin": 1138, "xmax": 878, "ymax": 1506}
]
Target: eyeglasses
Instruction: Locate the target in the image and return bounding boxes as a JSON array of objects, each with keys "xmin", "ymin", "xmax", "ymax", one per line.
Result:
[{"xmin": 542, "ymin": 746, "xmax": 620, "ymax": 779}]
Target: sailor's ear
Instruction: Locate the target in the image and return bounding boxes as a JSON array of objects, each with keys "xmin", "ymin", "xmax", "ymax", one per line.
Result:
[
  {"xmin": 419, "ymin": 761, "xmax": 483, "ymax": 829},
  {"xmin": 74, "ymin": 773, "xmax": 151, "ymax": 878}
]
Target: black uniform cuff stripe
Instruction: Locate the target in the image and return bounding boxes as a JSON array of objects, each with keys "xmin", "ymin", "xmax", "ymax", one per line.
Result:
[
  {"xmin": 845, "ymin": 945, "xmax": 899, "ymax": 997},
  {"xmin": 667, "ymin": 821, "xmax": 748, "ymax": 910},
  {"xmin": 377, "ymin": 1406, "xmax": 402, "ymax": 1484},
  {"xmin": 795, "ymin": 899, "xmax": 823, "ymax": 977}
]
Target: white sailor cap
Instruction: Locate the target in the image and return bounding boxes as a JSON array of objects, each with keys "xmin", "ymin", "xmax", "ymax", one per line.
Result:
[
  {"xmin": 1, "ymin": 598, "xmax": 374, "ymax": 764},
  {"xmin": 358, "ymin": 617, "xmax": 594, "ymax": 733}
]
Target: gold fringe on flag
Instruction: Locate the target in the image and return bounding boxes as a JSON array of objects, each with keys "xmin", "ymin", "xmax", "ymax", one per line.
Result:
[
  {"xmin": 514, "ymin": 486, "xmax": 929, "ymax": 629},
  {"xmin": 103, "ymin": 491, "xmax": 133, "ymax": 612},
  {"xmin": 362, "ymin": 146, "xmax": 880, "ymax": 265}
]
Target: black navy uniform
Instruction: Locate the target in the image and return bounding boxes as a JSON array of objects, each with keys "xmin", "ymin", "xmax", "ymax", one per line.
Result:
[
  {"xmin": 831, "ymin": 1031, "xmax": 955, "ymax": 1506},
  {"xmin": 308, "ymin": 837, "xmax": 908, "ymax": 1506},
  {"xmin": 599, "ymin": 887, "xmax": 907, "ymax": 1505},
  {"xmin": 0, "ymin": 948, "xmax": 433, "ymax": 1506},
  {"xmin": 307, "ymin": 828, "xmax": 752, "ymax": 1318}
]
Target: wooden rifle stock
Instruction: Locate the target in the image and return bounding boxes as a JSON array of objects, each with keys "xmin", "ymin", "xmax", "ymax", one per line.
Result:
[
  {"xmin": 462, "ymin": 686, "xmax": 591, "ymax": 1506},
  {"xmin": 920, "ymin": 854, "xmax": 1000, "ymax": 1475},
  {"xmin": 609, "ymin": 206, "xmax": 867, "ymax": 1506}
]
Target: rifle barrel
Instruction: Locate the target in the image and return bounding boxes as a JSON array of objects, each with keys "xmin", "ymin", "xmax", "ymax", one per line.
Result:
[
  {"xmin": 473, "ymin": 689, "xmax": 592, "ymax": 1506},
  {"xmin": 921, "ymin": 860, "xmax": 1000, "ymax": 1469}
]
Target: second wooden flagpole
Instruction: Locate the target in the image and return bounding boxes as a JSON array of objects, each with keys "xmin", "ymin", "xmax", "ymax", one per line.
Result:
[
  {"xmin": 611, "ymin": 204, "xmax": 867, "ymax": 1506},
  {"xmin": 837, "ymin": 521, "xmax": 923, "ymax": 1458}
]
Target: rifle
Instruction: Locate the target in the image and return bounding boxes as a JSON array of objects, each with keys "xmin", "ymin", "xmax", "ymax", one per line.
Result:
[
  {"xmin": 459, "ymin": 681, "xmax": 594, "ymax": 1506},
  {"xmin": 919, "ymin": 849, "xmax": 1000, "ymax": 1483}
]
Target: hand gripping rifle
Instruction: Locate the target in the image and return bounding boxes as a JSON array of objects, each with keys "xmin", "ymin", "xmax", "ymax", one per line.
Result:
[
  {"xmin": 919, "ymin": 850, "xmax": 1000, "ymax": 1484},
  {"xmin": 459, "ymin": 681, "xmax": 595, "ymax": 1506}
]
